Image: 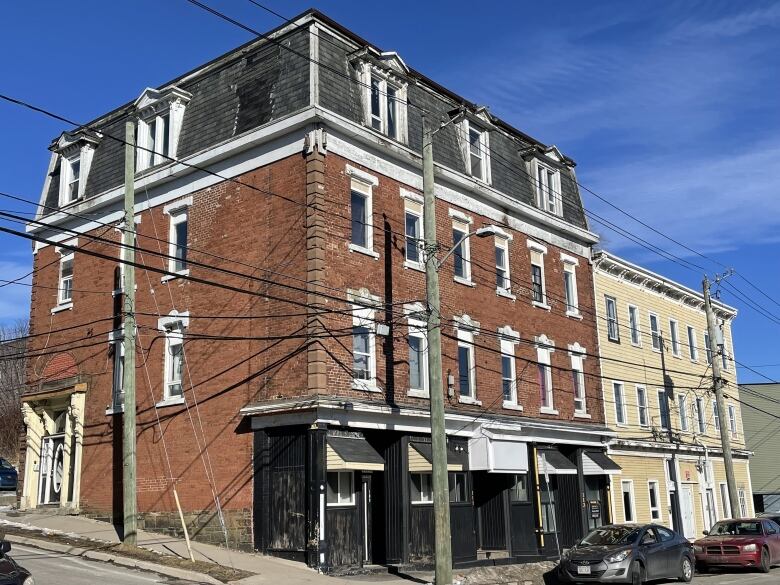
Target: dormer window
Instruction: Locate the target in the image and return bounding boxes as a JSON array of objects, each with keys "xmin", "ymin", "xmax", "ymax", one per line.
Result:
[
  {"xmin": 458, "ymin": 118, "xmax": 491, "ymax": 184},
  {"xmin": 356, "ymin": 56, "xmax": 409, "ymax": 144},
  {"xmin": 134, "ymin": 86, "xmax": 191, "ymax": 173},
  {"xmin": 51, "ymin": 130, "xmax": 100, "ymax": 207},
  {"xmin": 535, "ymin": 160, "xmax": 562, "ymax": 216}
]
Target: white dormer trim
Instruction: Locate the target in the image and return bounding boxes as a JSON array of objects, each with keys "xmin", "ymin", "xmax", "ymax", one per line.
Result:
[
  {"xmin": 134, "ymin": 86, "xmax": 192, "ymax": 171},
  {"xmin": 457, "ymin": 117, "xmax": 492, "ymax": 185},
  {"xmin": 356, "ymin": 58, "xmax": 409, "ymax": 145},
  {"xmin": 52, "ymin": 131, "xmax": 101, "ymax": 207}
]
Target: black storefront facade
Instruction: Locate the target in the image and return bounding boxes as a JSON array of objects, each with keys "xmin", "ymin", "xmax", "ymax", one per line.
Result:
[{"xmin": 245, "ymin": 399, "xmax": 620, "ymax": 573}]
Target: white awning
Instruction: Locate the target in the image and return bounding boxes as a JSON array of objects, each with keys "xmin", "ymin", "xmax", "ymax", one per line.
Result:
[{"xmin": 468, "ymin": 436, "xmax": 529, "ymax": 473}]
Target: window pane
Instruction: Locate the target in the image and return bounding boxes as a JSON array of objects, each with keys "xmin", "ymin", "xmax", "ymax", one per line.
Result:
[
  {"xmin": 449, "ymin": 472, "xmax": 467, "ymax": 503},
  {"xmin": 370, "ymin": 77, "xmax": 381, "ymax": 129},
  {"xmin": 468, "ymin": 128, "xmax": 483, "ymax": 179},
  {"xmin": 409, "ymin": 335, "xmax": 423, "ymax": 390},
  {"xmin": 168, "ymin": 340, "xmax": 183, "ymax": 396},
  {"xmin": 161, "ymin": 113, "xmax": 170, "ymax": 157},
  {"xmin": 174, "ymin": 219, "xmax": 188, "ymax": 271},
  {"xmin": 405, "ymin": 212, "xmax": 420, "ymax": 263},
  {"xmin": 495, "ymin": 246, "xmax": 507, "ymax": 289},
  {"xmin": 606, "ymin": 298, "xmax": 619, "ymax": 340},
  {"xmin": 679, "ymin": 395, "xmax": 688, "ymax": 431},
  {"xmin": 327, "ymin": 472, "xmax": 339, "ymax": 504},
  {"xmin": 387, "ymin": 86, "xmax": 397, "ymax": 138},
  {"xmin": 622, "ymin": 483, "xmax": 633, "ymax": 522},
  {"xmin": 614, "ymin": 383, "xmax": 625, "ymax": 424},
  {"xmin": 531, "ymin": 264, "xmax": 543, "ymax": 302},
  {"xmin": 453, "ymin": 228, "xmax": 466, "ymax": 278},
  {"xmin": 638, "ymin": 387, "xmax": 648, "ymax": 426},
  {"xmin": 352, "ymin": 326, "xmax": 371, "ymax": 380},
  {"xmin": 501, "ymin": 354, "xmax": 513, "ymax": 401},
  {"xmin": 510, "ymin": 474, "xmax": 528, "ymax": 502},
  {"xmin": 351, "ymin": 191, "xmax": 367, "ymax": 247},
  {"xmin": 538, "ymin": 363, "xmax": 549, "ymax": 407},
  {"xmin": 458, "ymin": 345, "xmax": 471, "ymax": 396}
]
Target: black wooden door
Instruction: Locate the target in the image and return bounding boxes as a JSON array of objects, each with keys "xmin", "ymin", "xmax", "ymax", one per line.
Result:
[
  {"xmin": 451, "ymin": 502, "xmax": 477, "ymax": 563},
  {"xmin": 474, "ymin": 472, "xmax": 507, "ymax": 550},
  {"xmin": 556, "ymin": 474, "xmax": 583, "ymax": 548}
]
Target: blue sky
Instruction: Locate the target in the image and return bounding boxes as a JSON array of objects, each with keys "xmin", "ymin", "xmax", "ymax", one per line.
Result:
[{"xmin": 1, "ymin": 1, "xmax": 779, "ymax": 382}]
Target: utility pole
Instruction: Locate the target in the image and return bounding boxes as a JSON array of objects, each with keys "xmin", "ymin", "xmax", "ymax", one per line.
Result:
[
  {"xmin": 703, "ymin": 275, "xmax": 740, "ymax": 518},
  {"xmin": 122, "ymin": 119, "xmax": 138, "ymax": 545},
  {"xmin": 422, "ymin": 114, "xmax": 452, "ymax": 585}
]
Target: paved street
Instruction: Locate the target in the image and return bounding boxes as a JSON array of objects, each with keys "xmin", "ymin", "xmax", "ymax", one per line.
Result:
[
  {"xmin": 693, "ymin": 569, "xmax": 780, "ymax": 585},
  {"xmin": 6, "ymin": 544, "xmax": 205, "ymax": 585}
]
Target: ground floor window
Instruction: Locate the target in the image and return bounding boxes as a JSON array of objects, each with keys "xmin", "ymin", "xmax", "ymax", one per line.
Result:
[
  {"xmin": 411, "ymin": 472, "xmax": 434, "ymax": 504},
  {"xmin": 648, "ymin": 481, "xmax": 661, "ymax": 521},
  {"xmin": 326, "ymin": 471, "xmax": 354, "ymax": 506},
  {"xmin": 539, "ymin": 481, "xmax": 556, "ymax": 533},
  {"xmin": 510, "ymin": 474, "xmax": 529, "ymax": 502},
  {"xmin": 739, "ymin": 488, "xmax": 748, "ymax": 517},
  {"xmin": 622, "ymin": 480, "xmax": 635, "ymax": 522},
  {"xmin": 448, "ymin": 472, "xmax": 468, "ymax": 503}
]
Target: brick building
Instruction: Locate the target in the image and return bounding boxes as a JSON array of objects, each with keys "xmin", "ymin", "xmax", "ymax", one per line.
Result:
[{"xmin": 20, "ymin": 10, "xmax": 619, "ymax": 571}]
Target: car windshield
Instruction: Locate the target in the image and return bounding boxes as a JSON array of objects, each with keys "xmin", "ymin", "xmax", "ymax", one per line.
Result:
[
  {"xmin": 581, "ymin": 526, "xmax": 640, "ymax": 546},
  {"xmin": 710, "ymin": 521, "xmax": 762, "ymax": 536},
  {"xmin": 0, "ymin": 459, "xmax": 13, "ymax": 470}
]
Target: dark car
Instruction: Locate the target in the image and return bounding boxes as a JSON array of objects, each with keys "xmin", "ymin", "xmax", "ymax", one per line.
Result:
[
  {"xmin": 0, "ymin": 460, "xmax": 16, "ymax": 492},
  {"xmin": 694, "ymin": 518, "xmax": 780, "ymax": 573},
  {"xmin": 558, "ymin": 523, "xmax": 694, "ymax": 584},
  {"xmin": 758, "ymin": 512, "xmax": 780, "ymax": 526},
  {"xmin": 0, "ymin": 540, "xmax": 33, "ymax": 585}
]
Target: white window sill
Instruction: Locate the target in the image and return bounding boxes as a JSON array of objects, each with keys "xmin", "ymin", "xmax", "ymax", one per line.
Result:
[
  {"xmin": 690, "ymin": 359, "xmax": 699, "ymax": 364},
  {"xmin": 614, "ymin": 422, "xmax": 629, "ymax": 428},
  {"xmin": 539, "ymin": 407, "xmax": 559, "ymax": 415},
  {"xmin": 407, "ymin": 389, "xmax": 429, "ymax": 399},
  {"xmin": 348, "ymin": 244, "xmax": 379, "ymax": 259},
  {"xmin": 574, "ymin": 411, "xmax": 591, "ymax": 419},
  {"xmin": 502, "ymin": 401, "xmax": 523, "ymax": 411},
  {"xmin": 651, "ymin": 347, "xmax": 662, "ymax": 353},
  {"xmin": 672, "ymin": 353, "xmax": 682, "ymax": 359},
  {"xmin": 403, "ymin": 260, "xmax": 425, "ymax": 272},
  {"xmin": 458, "ymin": 395, "xmax": 482, "ymax": 406},
  {"xmin": 532, "ymin": 300, "xmax": 551, "ymax": 311},
  {"xmin": 351, "ymin": 381, "xmax": 382, "ymax": 393},
  {"xmin": 496, "ymin": 288, "xmax": 516, "ymax": 301},
  {"xmin": 105, "ymin": 405, "xmax": 124, "ymax": 415},
  {"xmin": 155, "ymin": 396, "xmax": 185, "ymax": 408},
  {"xmin": 161, "ymin": 269, "xmax": 190, "ymax": 283},
  {"xmin": 51, "ymin": 302, "xmax": 73, "ymax": 314},
  {"xmin": 631, "ymin": 342, "xmax": 642, "ymax": 348},
  {"xmin": 454, "ymin": 276, "xmax": 476, "ymax": 287},
  {"xmin": 566, "ymin": 310, "xmax": 583, "ymax": 320}
]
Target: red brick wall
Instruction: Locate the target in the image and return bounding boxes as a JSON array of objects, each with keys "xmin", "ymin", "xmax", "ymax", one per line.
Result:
[
  {"xmin": 317, "ymin": 153, "xmax": 605, "ymax": 424},
  {"xmin": 25, "ymin": 154, "xmax": 309, "ymax": 516}
]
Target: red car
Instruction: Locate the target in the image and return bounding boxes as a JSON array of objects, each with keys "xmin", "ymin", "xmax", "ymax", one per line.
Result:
[{"xmin": 694, "ymin": 518, "xmax": 780, "ymax": 573}]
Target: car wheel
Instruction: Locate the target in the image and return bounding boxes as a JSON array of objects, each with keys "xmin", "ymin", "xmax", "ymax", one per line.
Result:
[
  {"xmin": 631, "ymin": 560, "xmax": 645, "ymax": 585},
  {"xmin": 759, "ymin": 547, "xmax": 770, "ymax": 573},
  {"xmin": 678, "ymin": 556, "xmax": 693, "ymax": 582}
]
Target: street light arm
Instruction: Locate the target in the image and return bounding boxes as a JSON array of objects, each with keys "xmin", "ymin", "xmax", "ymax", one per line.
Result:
[{"xmin": 434, "ymin": 225, "xmax": 501, "ymax": 270}]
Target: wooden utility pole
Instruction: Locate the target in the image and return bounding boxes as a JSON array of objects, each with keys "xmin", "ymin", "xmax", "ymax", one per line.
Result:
[
  {"xmin": 122, "ymin": 119, "xmax": 138, "ymax": 545},
  {"xmin": 422, "ymin": 114, "xmax": 452, "ymax": 585},
  {"xmin": 703, "ymin": 276, "xmax": 740, "ymax": 518}
]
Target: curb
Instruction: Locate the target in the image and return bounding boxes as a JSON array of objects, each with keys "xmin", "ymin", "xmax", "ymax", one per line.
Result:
[{"xmin": 6, "ymin": 533, "xmax": 224, "ymax": 585}]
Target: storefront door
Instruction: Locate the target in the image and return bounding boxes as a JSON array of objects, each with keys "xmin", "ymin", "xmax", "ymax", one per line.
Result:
[{"xmin": 37, "ymin": 435, "xmax": 65, "ymax": 505}]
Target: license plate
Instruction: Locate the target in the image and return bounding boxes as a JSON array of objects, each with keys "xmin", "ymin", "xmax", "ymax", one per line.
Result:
[{"xmin": 577, "ymin": 566, "xmax": 592, "ymax": 575}]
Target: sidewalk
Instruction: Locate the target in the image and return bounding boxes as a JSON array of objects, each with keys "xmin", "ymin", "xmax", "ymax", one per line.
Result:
[{"xmin": 0, "ymin": 508, "xmax": 418, "ymax": 584}]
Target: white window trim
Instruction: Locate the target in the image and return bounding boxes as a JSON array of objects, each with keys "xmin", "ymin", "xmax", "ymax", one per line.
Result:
[
  {"xmin": 636, "ymin": 385, "xmax": 649, "ymax": 427},
  {"xmin": 536, "ymin": 334, "xmax": 556, "ymax": 414},
  {"xmin": 569, "ymin": 342, "xmax": 588, "ymax": 416},
  {"xmin": 407, "ymin": 315, "xmax": 429, "ymax": 398},
  {"xmin": 352, "ymin": 304, "xmax": 380, "ymax": 392},
  {"xmin": 669, "ymin": 319, "xmax": 681, "ymax": 357},
  {"xmin": 162, "ymin": 205, "xmax": 190, "ymax": 282},
  {"xmin": 403, "ymin": 195, "xmax": 425, "ymax": 272},
  {"xmin": 719, "ymin": 482, "xmax": 732, "ymax": 519},
  {"xmin": 410, "ymin": 472, "xmax": 434, "ymax": 505},
  {"xmin": 456, "ymin": 319, "xmax": 480, "ymax": 405},
  {"xmin": 347, "ymin": 167, "xmax": 379, "ymax": 258},
  {"xmin": 561, "ymin": 254, "xmax": 580, "ymax": 318},
  {"xmin": 728, "ymin": 404, "xmax": 737, "ymax": 436},
  {"xmin": 159, "ymin": 315, "xmax": 187, "ymax": 404},
  {"xmin": 621, "ymin": 480, "xmax": 636, "ymax": 523},
  {"xmin": 712, "ymin": 400, "xmax": 720, "ymax": 431},
  {"xmin": 658, "ymin": 388, "xmax": 670, "ymax": 430},
  {"xmin": 327, "ymin": 470, "xmax": 356, "ymax": 507},
  {"xmin": 134, "ymin": 86, "xmax": 191, "ymax": 173},
  {"xmin": 499, "ymin": 325, "xmax": 521, "ymax": 410},
  {"xmin": 605, "ymin": 296, "xmax": 620, "ymax": 342},
  {"xmin": 628, "ymin": 305, "xmax": 642, "ymax": 347},
  {"xmin": 358, "ymin": 61, "xmax": 409, "ymax": 144},
  {"xmin": 494, "ymin": 234, "xmax": 513, "ymax": 298},
  {"xmin": 704, "ymin": 331, "xmax": 713, "ymax": 365},
  {"xmin": 52, "ymin": 239, "xmax": 77, "ymax": 312},
  {"xmin": 695, "ymin": 397, "xmax": 707, "ymax": 434},
  {"xmin": 528, "ymin": 240, "xmax": 549, "ymax": 310},
  {"xmin": 534, "ymin": 159, "xmax": 563, "ymax": 217},
  {"xmin": 649, "ymin": 312, "xmax": 662, "ymax": 352},
  {"xmin": 648, "ymin": 480, "xmax": 662, "ymax": 522},
  {"xmin": 60, "ymin": 154, "xmax": 81, "ymax": 206},
  {"xmin": 452, "ymin": 217, "xmax": 474, "ymax": 286},
  {"xmin": 459, "ymin": 119, "xmax": 491, "ymax": 184},
  {"xmin": 613, "ymin": 381, "xmax": 627, "ymax": 426},
  {"xmin": 687, "ymin": 325, "xmax": 698, "ymax": 362}
]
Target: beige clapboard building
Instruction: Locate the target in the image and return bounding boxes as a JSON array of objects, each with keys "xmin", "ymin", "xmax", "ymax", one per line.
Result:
[{"xmin": 593, "ymin": 251, "xmax": 752, "ymax": 540}]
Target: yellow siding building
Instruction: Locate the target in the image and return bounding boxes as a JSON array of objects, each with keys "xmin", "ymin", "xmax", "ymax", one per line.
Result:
[{"xmin": 593, "ymin": 251, "xmax": 752, "ymax": 540}]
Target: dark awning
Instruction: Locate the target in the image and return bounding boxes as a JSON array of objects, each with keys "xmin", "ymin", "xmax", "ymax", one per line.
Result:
[
  {"xmin": 583, "ymin": 450, "xmax": 622, "ymax": 475},
  {"xmin": 326, "ymin": 436, "xmax": 384, "ymax": 470},
  {"xmin": 537, "ymin": 448, "xmax": 578, "ymax": 475}
]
